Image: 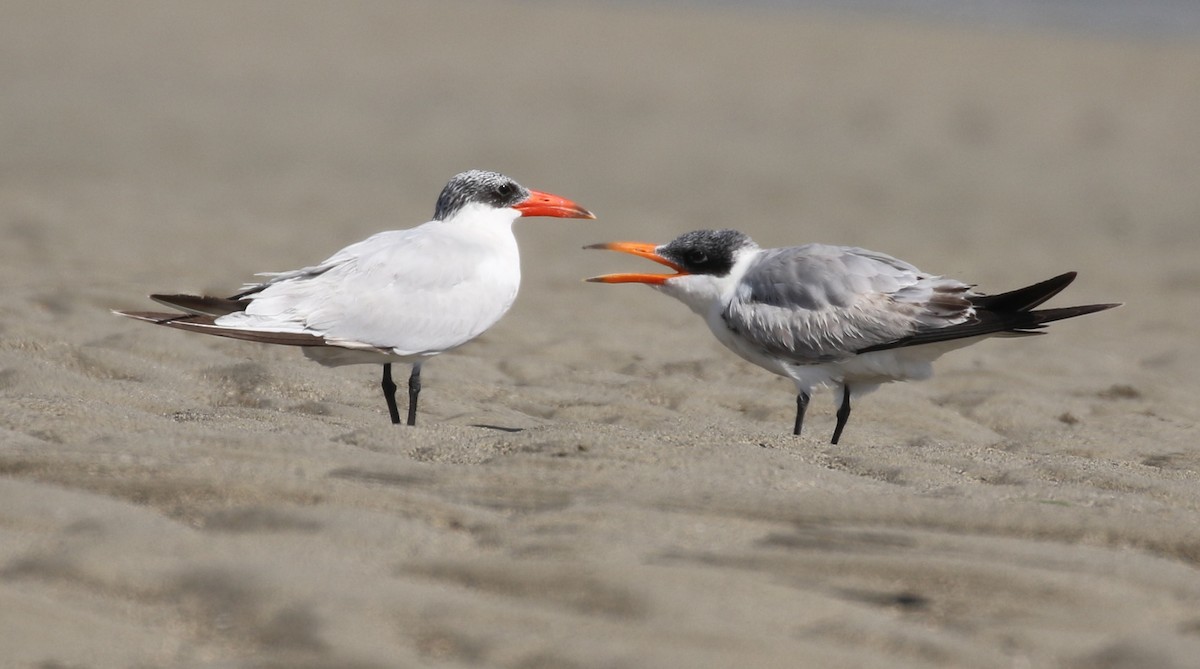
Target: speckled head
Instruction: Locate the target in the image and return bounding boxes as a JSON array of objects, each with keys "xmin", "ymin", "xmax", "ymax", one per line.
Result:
[
  {"xmin": 656, "ymin": 229, "xmax": 756, "ymax": 277},
  {"xmin": 433, "ymin": 170, "xmax": 595, "ymax": 222},
  {"xmin": 585, "ymin": 229, "xmax": 758, "ymax": 285},
  {"xmin": 433, "ymin": 170, "xmax": 530, "ymax": 221}
]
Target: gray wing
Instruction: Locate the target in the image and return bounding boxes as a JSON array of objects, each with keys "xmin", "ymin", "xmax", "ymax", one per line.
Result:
[{"xmin": 721, "ymin": 244, "xmax": 974, "ymax": 363}]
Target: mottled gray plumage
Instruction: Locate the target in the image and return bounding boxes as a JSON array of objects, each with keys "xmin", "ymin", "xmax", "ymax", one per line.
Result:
[{"xmin": 722, "ymin": 243, "xmax": 972, "ymax": 363}]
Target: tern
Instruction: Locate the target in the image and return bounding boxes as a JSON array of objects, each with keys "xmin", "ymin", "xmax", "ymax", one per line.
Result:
[
  {"xmin": 587, "ymin": 229, "xmax": 1118, "ymax": 443},
  {"xmin": 116, "ymin": 169, "xmax": 594, "ymax": 426}
]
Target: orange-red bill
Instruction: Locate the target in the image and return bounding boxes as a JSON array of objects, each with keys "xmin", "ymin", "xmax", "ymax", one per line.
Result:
[
  {"xmin": 584, "ymin": 241, "xmax": 685, "ymax": 285},
  {"xmin": 514, "ymin": 189, "xmax": 596, "ymax": 219}
]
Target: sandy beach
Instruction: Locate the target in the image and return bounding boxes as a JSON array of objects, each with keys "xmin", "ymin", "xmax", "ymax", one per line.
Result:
[{"xmin": 2, "ymin": 1, "xmax": 1200, "ymax": 666}]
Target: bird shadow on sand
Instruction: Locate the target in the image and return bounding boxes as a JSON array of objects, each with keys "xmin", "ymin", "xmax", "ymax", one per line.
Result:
[{"xmin": 471, "ymin": 424, "xmax": 525, "ymax": 433}]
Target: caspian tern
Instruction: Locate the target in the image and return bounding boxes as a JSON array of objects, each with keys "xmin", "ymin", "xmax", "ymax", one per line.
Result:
[
  {"xmin": 116, "ymin": 169, "xmax": 594, "ymax": 426},
  {"xmin": 587, "ymin": 229, "xmax": 1119, "ymax": 444}
]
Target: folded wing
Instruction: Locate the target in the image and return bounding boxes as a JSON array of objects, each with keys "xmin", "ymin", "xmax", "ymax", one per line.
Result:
[
  {"xmin": 721, "ymin": 244, "xmax": 976, "ymax": 363},
  {"xmin": 723, "ymin": 246, "xmax": 1119, "ymax": 362}
]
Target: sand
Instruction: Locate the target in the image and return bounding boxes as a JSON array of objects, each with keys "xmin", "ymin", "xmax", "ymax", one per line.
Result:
[{"xmin": 2, "ymin": 1, "xmax": 1200, "ymax": 667}]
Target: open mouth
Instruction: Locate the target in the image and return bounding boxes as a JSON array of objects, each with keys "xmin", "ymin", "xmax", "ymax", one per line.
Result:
[{"xmin": 584, "ymin": 241, "xmax": 684, "ymax": 285}]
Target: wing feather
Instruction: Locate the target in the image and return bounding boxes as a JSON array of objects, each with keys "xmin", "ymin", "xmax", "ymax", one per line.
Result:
[
  {"xmin": 114, "ymin": 311, "xmax": 331, "ymax": 347},
  {"xmin": 721, "ymin": 245, "xmax": 973, "ymax": 363},
  {"xmin": 214, "ymin": 226, "xmax": 518, "ymax": 355}
]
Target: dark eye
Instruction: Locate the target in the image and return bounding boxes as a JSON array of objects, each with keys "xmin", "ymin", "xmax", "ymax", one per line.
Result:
[
  {"xmin": 687, "ymin": 250, "xmax": 709, "ymax": 265},
  {"xmin": 496, "ymin": 182, "xmax": 516, "ymax": 198}
]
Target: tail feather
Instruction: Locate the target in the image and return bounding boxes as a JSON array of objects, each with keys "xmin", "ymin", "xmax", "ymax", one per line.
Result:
[
  {"xmin": 1005, "ymin": 303, "xmax": 1122, "ymax": 333},
  {"xmin": 971, "ymin": 271, "xmax": 1077, "ymax": 312},
  {"xmin": 857, "ymin": 271, "xmax": 1119, "ymax": 354},
  {"xmin": 114, "ymin": 310, "xmax": 329, "ymax": 347},
  {"xmin": 859, "ymin": 301, "xmax": 1119, "ymax": 353}
]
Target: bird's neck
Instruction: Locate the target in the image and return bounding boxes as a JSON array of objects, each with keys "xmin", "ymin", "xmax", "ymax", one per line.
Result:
[
  {"xmin": 658, "ymin": 249, "xmax": 757, "ymax": 315},
  {"xmin": 437, "ymin": 203, "xmax": 521, "ymax": 249},
  {"xmin": 657, "ymin": 274, "xmax": 732, "ymax": 316}
]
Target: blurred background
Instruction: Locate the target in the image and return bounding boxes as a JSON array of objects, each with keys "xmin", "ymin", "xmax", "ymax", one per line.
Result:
[
  {"xmin": 4, "ymin": 0, "xmax": 1197, "ymax": 350},
  {"xmin": 5, "ymin": 0, "xmax": 1197, "ymax": 385}
]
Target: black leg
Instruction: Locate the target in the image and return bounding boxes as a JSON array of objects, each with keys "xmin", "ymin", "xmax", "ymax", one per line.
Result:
[
  {"xmin": 831, "ymin": 385, "xmax": 851, "ymax": 445},
  {"xmin": 793, "ymin": 392, "xmax": 810, "ymax": 436},
  {"xmin": 381, "ymin": 363, "xmax": 401, "ymax": 425},
  {"xmin": 406, "ymin": 364, "xmax": 422, "ymax": 427}
]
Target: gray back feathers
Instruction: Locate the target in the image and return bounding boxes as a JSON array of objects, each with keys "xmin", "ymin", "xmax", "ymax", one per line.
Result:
[{"xmin": 723, "ymin": 244, "xmax": 974, "ymax": 362}]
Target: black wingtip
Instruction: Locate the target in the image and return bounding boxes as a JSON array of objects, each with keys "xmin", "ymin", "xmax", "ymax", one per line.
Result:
[
  {"xmin": 972, "ymin": 271, "xmax": 1079, "ymax": 312},
  {"xmin": 113, "ymin": 310, "xmax": 200, "ymax": 325},
  {"xmin": 857, "ymin": 298, "xmax": 1119, "ymax": 354},
  {"xmin": 1018, "ymin": 302, "xmax": 1121, "ymax": 329},
  {"xmin": 151, "ymin": 293, "xmax": 249, "ymax": 316}
]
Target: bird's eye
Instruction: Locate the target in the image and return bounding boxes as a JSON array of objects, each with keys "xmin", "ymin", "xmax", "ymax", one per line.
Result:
[
  {"xmin": 688, "ymin": 251, "xmax": 709, "ymax": 265},
  {"xmin": 496, "ymin": 183, "xmax": 516, "ymax": 198}
]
